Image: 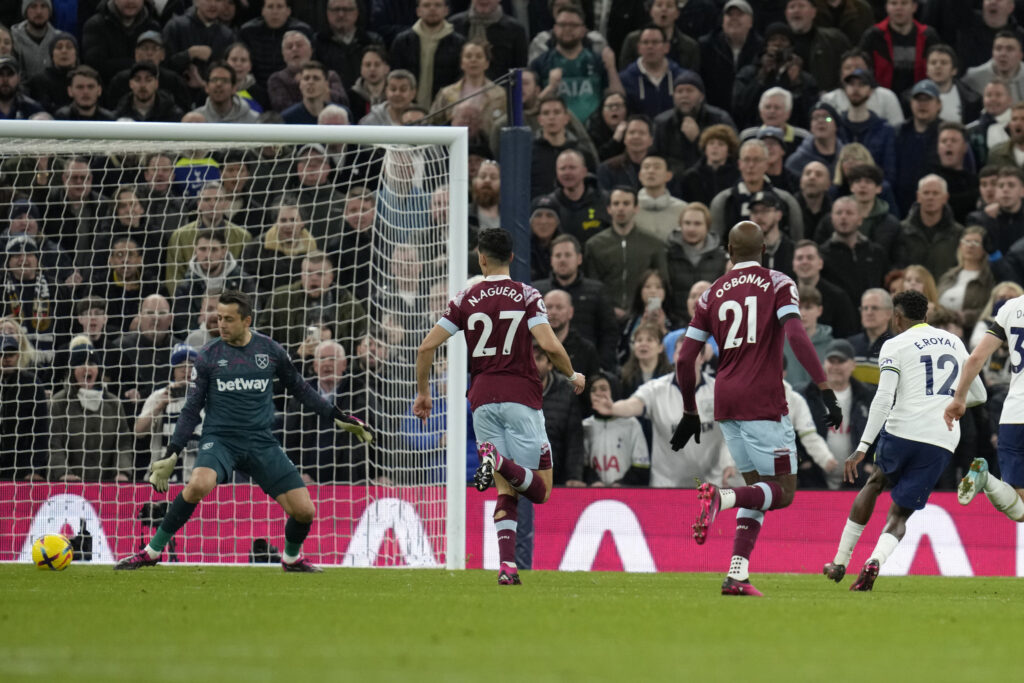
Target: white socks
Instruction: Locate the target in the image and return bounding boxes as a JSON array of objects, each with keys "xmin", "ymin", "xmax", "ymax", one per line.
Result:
[
  {"xmin": 983, "ymin": 476, "xmax": 1024, "ymax": 520},
  {"xmin": 832, "ymin": 519, "xmax": 865, "ymax": 566},
  {"xmin": 868, "ymin": 533, "xmax": 899, "ymax": 566},
  {"xmin": 144, "ymin": 545, "xmax": 160, "ymax": 560},
  {"xmin": 719, "ymin": 488, "xmax": 737, "ymax": 510},
  {"xmin": 281, "ymin": 552, "xmax": 300, "ymax": 564},
  {"xmin": 727, "ymin": 555, "xmax": 749, "ymax": 581}
]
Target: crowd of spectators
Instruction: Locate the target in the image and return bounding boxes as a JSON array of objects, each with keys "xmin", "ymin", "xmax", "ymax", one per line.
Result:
[{"xmin": 1, "ymin": 0, "xmax": 1022, "ymax": 492}]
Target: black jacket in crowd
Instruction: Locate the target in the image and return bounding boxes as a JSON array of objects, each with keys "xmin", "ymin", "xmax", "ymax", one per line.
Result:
[
  {"xmin": 541, "ymin": 373, "xmax": 585, "ymax": 485},
  {"xmin": 533, "ymin": 273, "xmax": 620, "ymax": 371}
]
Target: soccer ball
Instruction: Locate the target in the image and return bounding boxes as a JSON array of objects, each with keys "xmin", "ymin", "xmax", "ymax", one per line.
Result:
[{"xmin": 32, "ymin": 534, "xmax": 73, "ymax": 571}]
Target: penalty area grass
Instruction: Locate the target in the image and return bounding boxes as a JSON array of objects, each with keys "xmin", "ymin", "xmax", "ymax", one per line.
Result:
[{"xmin": 0, "ymin": 566, "xmax": 1020, "ymax": 683}]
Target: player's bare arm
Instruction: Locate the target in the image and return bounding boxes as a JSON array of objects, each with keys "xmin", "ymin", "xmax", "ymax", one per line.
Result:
[
  {"xmin": 945, "ymin": 333, "xmax": 1002, "ymax": 430},
  {"xmin": 414, "ymin": 324, "xmax": 453, "ymax": 423},
  {"xmin": 531, "ymin": 322, "xmax": 585, "ymax": 394},
  {"xmin": 592, "ymin": 393, "xmax": 645, "ymax": 418}
]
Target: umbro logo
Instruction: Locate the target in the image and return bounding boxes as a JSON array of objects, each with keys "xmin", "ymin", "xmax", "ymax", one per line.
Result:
[{"xmin": 217, "ymin": 359, "xmax": 228, "ymax": 367}]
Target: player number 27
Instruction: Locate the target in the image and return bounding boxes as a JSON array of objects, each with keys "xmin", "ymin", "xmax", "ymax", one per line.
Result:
[
  {"xmin": 467, "ymin": 311, "xmax": 525, "ymax": 357},
  {"xmin": 718, "ymin": 296, "xmax": 757, "ymax": 349},
  {"xmin": 919, "ymin": 353, "xmax": 959, "ymax": 396}
]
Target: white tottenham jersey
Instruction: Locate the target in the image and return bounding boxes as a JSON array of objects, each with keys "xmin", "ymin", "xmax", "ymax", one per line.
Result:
[
  {"xmin": 991, "ymin": 295, "xmax": 1024, "ymax": 425},
  {"xmin": 858, "ymin": 323, "xmax": 984, "ymax": 452}
]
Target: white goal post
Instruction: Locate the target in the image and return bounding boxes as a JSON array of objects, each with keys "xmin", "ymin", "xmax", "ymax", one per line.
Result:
[{"xmin": 0, "ymin": 119, "xmax": 468, "ymax": 570}]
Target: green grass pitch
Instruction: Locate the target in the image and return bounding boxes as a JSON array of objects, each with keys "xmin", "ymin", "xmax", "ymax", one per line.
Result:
[{"xmin": 2, "ymin": 566, "xmax": 1021, "ymax": 683}]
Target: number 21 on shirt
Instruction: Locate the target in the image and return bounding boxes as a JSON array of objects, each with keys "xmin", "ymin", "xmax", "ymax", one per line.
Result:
[{"xmin": 719, "ymin": 296, "xmax": 758, "ymax": 349}]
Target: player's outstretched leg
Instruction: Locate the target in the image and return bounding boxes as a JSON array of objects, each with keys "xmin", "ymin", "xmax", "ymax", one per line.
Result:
[
  {"xmin": 116, "ymin": 467, "xmax": 218, "ymax": 569},
  {"xmin": 693, "ymin": 480, "xmax": 783, "ymax": 544},
  {"xmin": 478, "ymin": 442, "xmax": 550, "ymax": 504},
  {"xmin": 721, "ymin": 509, "xmax": 764, "ymax": 596},
  {"xmin": 493, "ymin": 493, "xmax": 521, "ymax": 585},
  {"xmin": 959, "ymin": 458, "xmax": 1024, "ymax": 520}
]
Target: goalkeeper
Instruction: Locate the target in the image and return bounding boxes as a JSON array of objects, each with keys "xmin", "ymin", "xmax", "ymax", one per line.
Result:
[{"xmin": 115, "ymin": 290, "xmax": 371, "ymax": 572}]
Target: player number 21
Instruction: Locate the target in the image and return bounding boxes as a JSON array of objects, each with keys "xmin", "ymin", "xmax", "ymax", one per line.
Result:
[
  {"xmin": 719, "ymin": 296, "xmax": 758, "ymax": 349},
  {"xmin": 467, "ymin": 311, "xmax": 525, "ymax": 357}
]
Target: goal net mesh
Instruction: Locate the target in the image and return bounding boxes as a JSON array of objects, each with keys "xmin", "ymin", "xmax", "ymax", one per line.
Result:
[{"xmin": 0, "ymin": 127, "xmax": 457, "ymax": 568}]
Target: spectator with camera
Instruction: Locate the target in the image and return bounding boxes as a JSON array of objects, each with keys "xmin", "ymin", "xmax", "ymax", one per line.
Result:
[
  {"xmin": 135, "ymin": 343, "xmax": 202, "ymax": 487},
  {"xmin": 733, "ymin": 22, "xmax": 817, "ymax": 131}
]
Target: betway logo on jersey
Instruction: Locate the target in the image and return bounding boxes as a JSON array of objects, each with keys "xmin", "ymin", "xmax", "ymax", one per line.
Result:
[{"xmin": 216, "ymin": 378, "xmax": 270, "ymax": 392}]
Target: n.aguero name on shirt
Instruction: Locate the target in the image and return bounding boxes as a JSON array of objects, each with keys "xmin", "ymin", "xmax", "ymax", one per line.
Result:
[
  {"xmin": 468, "ymin": 285, "xmax": 525, "ymax": 306},
  {"xmin": 215, "ymin": 377, "xmax": 270, "ymax": 392}
]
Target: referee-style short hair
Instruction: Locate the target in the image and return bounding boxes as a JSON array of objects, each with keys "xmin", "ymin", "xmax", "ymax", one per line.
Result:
[{"xmin": 220, "ymin": 290, "xmax": 253, "ymax": 320}]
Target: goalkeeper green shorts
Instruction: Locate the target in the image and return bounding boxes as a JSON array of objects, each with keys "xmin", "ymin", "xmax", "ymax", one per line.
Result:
[{"xmin": 195, "ymin": 433, "xmax": 305, "ymax": 498}]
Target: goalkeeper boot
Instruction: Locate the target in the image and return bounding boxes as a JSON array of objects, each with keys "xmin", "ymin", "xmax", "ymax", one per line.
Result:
[
  {"xmin": 721, "ymin": 577, "xmax": 763, "ymax": 596},
  {"xmin": 113, "ymin": 549, "xmax": 159, "ymax": 570},
  {"xmin": 822, "ymin": 562, "xmax": 847, "ymax": 583},
  {"xmin": 498, "ymin": 565, "xmax": 522, "ymax": 586},
  {"xmin": 958, "ymin": 458, "xmax": 989, "ymax": 506},
  {"xmin": 693, "ymin": 482, "xmax": 721, "ymax": 545},
  {"xmin": 474, "ymin": 442, "xmax": 497, "ymax": 492},
  {"xmin": 282, "ymin": 557, "xmax": 323, "ymax": 573},
  {"xmin": 850, "ymin": 560, "xmax": 880, "ymax": 591}
]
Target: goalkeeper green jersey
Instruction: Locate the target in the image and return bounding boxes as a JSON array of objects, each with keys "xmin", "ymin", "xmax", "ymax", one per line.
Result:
[{"xmin": 170, "ymin": 331, "xmax": 333, "ymax": 449}]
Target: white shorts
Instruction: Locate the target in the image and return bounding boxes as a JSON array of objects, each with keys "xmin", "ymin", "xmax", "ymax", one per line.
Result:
[
  {"xmin": 720, "ymin": 416, "xmax": 797, "ymax": 476},
  {"xmin": 472, "ymin": 402, "xmax": 551, "ymax": 470}
]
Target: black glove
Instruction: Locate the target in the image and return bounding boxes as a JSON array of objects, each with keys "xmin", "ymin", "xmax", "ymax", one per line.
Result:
[
  {"xmin": 670, "ymin": 413, "xmax": 702, "ymax": 451},
  {"xmin": 820, "ymin": 388, "xmax": 843, "ymax": 429}
]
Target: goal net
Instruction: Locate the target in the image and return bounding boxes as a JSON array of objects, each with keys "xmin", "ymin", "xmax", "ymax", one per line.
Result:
[{"xmin": 0, "ymin": 120, "xmax": 468, "ymax": 569}]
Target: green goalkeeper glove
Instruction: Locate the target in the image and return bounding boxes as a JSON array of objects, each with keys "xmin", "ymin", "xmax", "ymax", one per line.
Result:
[
  {"xmin": 149, "ymin": 445, "xmax": 182, "ymax": 493},
  {"xmin": 334, "ymin": 410, "xmax": 373, "ymax": 444}
]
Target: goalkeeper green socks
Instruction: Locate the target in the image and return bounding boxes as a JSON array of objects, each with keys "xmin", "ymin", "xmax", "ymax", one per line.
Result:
[
  {"xmin": 283, "ymin": 517, "xmax": 312, "ymax": 561},
  {"xmin": 149, "ymin": 493, "xmax": 198, "ymax": 553}
]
